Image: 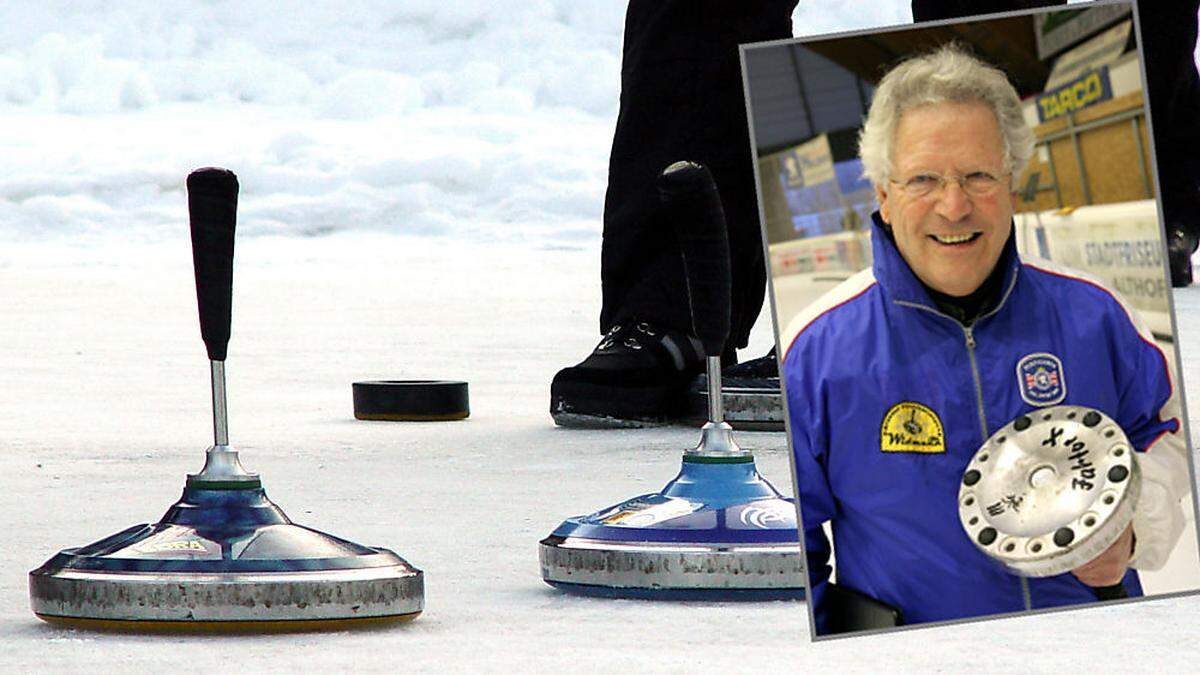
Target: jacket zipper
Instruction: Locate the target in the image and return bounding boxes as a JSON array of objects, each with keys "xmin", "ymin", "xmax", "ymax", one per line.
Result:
[
  {"xmin": 962, "ymin": 326, "xmax": 987, "ymax": 442},
  {"xmin": 962, "ymin": 322, "xmax": 1033, "ymax": 612},
  {"xmin": 895, "ymin": 265, "xmax": 1031, "ymax": 612}
]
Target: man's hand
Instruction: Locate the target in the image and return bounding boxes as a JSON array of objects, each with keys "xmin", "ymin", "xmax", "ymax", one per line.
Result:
[{"xmin": 1071, "ymin": 525, "xmax": 1134, "ymax": 587}]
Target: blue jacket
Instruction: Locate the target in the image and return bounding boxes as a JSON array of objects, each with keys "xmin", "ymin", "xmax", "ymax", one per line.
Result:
[{"xmin": 782, "ymin": 214, "xmax": 1183, "ymax": 631}]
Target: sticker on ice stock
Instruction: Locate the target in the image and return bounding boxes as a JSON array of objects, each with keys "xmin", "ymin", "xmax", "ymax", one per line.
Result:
[
  {"xmin": 1017, "ymin": 352, "xmax": 1066, "ymax": 406},
  {"xmin": 595, "ymin": 495, "xmax": 702, "ymax": 527}
]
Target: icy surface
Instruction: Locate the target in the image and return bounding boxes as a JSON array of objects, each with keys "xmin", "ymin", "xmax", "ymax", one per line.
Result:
[
  {"xmin": 1, "ymin": 0, "xmax": 1198, "ymax": 671},
  {"xmin": 0, "ymin": 238, "xmax": 797, "ymax": 671},
  {"xmin": 4, "ymin": 236, "xmax": 1200, "ymax": 672}
]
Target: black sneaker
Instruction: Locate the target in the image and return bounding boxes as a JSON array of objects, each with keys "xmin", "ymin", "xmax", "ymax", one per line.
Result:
[
  {"xmin": 550, "ymin": 321, "xmax": 705, "ymax": 428},
  {"xmin": 683, "ymin": 348, "xmax": 783, "ymax": 431}
]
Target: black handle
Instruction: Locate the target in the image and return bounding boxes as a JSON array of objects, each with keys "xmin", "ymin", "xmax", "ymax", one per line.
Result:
[
  {"xmin": 657, "ymin": 160, "xmax": 731, "ymax": 358},
  {"xmin": 186, "ymin": 167, "xmax": 239, "ymax": 362}
]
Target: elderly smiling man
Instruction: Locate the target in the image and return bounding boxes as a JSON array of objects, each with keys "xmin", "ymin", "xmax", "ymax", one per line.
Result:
[{"xmin": 782, "ymin": 45, "xmax": 1189, "ymax": 632}]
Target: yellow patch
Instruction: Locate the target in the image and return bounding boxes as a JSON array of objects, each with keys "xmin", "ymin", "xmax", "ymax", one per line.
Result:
[{"xmin": 880, "ymin": 401, "xmax": 945, "ymax": 453}]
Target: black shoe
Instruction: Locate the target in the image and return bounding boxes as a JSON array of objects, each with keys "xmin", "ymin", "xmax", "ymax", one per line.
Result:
[
  {"xmin": 683, "ymin": 348, "xmax": 783, "ymax": 431},
  {"xmin": 550, "ymin": 321, "xmax": 705, "ymax": 428},
  {"xmin": 1167, "ymin": 227, "xmax": 1195, "ymax": 288}
]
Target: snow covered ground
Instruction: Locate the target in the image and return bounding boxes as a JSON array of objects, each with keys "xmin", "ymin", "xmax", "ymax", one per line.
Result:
[{"xmin": 2, "ymin": 0, "xmax": 1200, "ymax": 672}]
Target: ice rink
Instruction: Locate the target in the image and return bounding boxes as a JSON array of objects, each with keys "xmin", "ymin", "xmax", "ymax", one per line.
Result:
[{"xmin": 2, "ymin": 238, "xmax": 1200, "ymax": 672}]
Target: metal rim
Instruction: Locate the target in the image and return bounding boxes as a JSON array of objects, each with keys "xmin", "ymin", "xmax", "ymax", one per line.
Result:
[
  {"xmin": 30, "ymin": 566, "xmax": 424, "ymax": 623},
  {"xmin": 539, "ymin": 536, "xmax": 803, "ymax": 591},
  {"xmin": 32, "ymin": 612, "xmax": 421, "ymax": 634}
]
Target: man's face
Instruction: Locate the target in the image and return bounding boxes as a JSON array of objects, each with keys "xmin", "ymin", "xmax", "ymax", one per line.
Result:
[{"xmin": 876, "ymin": 101, "xmax": 1017, "ymax": 298}]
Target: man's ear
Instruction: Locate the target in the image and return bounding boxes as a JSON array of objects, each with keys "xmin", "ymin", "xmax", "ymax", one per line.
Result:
[
  {"xmin": 876, "ymin": 184, "xmax": 891, "ymax": 224},
  {"xmin": 1009, "ymin": 190, "xmax": 1019, "ymax": 211}
]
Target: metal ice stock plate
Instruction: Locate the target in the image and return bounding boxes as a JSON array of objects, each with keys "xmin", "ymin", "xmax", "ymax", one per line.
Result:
[{"xmin": 957, "ymin": 405, "xmax": 1138, "ymax": 578}]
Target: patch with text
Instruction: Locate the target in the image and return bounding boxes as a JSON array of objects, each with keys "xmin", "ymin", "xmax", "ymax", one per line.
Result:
[
  {"xmin": 880, "ymin": 401, "xmax": 945, "ymax": 453},
  {"xmin": 1017, "ymin": 352, "xmax": 1066, "ymax": 406}
]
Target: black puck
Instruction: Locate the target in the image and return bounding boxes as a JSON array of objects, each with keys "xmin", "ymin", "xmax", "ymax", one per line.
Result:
[
  {"xmin": 1013, "ymin": 415, "xmax": 1031, "ymax": 431},
  {"xmin": 353, "ymin": 381, "xmax": 469, "ymax": 421},
  {"xmin": 963, "ymin": 469, "xmax": 981, "ymax": 486},
  {"xmin": 1108, "ymin": 465, "xmax": 1129, "ymax": 483}
]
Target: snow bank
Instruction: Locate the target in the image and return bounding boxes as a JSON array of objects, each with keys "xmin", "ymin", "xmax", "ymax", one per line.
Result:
[
  {"xmin": 0, "ymin": 1, "xmax": 625, "ymax": 245},
  {"xmin": 0, "ymin": 2, "xmax": 939, "ymax": 245}
]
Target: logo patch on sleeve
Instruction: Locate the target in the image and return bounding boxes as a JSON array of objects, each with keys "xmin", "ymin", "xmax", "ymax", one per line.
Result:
[
  {"xmin": 880, "ymin": 401, "xmax": 945, "ymax": 453},
  {"xmin": 1016, "ymin": 352, "xmax": 1066, "ymax": 406}
]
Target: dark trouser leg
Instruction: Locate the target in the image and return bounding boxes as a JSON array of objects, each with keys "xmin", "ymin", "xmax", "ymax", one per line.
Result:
[
  {"xmin": 911, "ymin": 0, "xmax": 1065, "ymax": 21},
  {"xmin": 1140, "ymin": 2, "xmax": 1200, "ymax": 235},
  {"xmin": 600, "ymin": 0, "xmax": 795, "ymax": 356},
  {"xmin": 1141, "ymin": 2, "xmax": 1200, "ymax": 285}
]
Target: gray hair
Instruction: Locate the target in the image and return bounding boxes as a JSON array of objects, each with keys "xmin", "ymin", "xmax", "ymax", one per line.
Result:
[{"xmin": 858, "ymin": 43, "xmax": 1034, "ymax": 189}]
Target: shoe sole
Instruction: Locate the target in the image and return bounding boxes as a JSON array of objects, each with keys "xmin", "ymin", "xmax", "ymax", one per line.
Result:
[
  {"xmin": 681, "ymin": 386, "xmax": 784, "ymax": 432},
  {"xmin": 549, "ymin": 378, "xmax": 686, "ymax": 429},
  {"xmin": 550, "ymin": 411, "xmax": 668, "ymax": 429}
]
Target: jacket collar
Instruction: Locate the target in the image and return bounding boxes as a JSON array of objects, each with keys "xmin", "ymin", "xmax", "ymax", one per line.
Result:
[{"xmin": 869, "ymin": 210, "xmax": 1021, "ymax": 317}]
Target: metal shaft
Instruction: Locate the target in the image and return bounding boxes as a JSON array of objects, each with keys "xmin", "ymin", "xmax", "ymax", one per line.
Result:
[
  {"xmin": 190, "ymin": 358, "xmax": 257, "ymax": 485},
  {"xmin": 706, "ymin": 355, "xmax": 723, "ymax": 424},
  {"xmin": 685, "ymin": 355, "xmax": 749, "ymax": 460},
  {"xmin": 210, "ymin": 359, "xmax": 228, "ymax": 446}
]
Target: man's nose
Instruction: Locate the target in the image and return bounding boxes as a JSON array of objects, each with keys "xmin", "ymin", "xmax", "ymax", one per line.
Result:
[{"xmin": 933, "ymin": 179, "xmax": 972, "ymax": 221}]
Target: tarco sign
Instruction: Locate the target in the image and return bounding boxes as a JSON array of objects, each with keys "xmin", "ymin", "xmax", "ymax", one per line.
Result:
[{"xmin": 1036, "ymin": 67, "xmax": 1113, "ymax": 123}]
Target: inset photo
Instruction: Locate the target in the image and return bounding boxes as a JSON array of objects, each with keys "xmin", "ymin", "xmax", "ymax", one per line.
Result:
[{"xmin": 742, "ymin": 0, "xmax": 1200, "ymax": 638}]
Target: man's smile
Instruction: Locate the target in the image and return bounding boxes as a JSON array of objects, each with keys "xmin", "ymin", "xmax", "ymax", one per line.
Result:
[{"xmin": 929, "ymin": 232, "xmax": 983, "ymax": 246}]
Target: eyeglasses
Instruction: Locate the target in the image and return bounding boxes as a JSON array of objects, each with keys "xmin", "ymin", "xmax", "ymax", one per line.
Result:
[{"xmin": 889, "ymin": 170, "xmax": 1009, "ymax": 198}]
